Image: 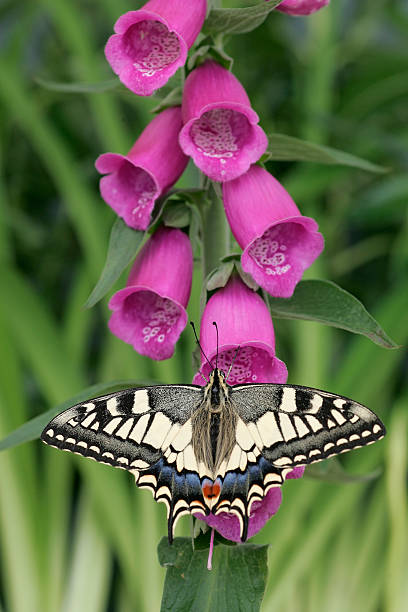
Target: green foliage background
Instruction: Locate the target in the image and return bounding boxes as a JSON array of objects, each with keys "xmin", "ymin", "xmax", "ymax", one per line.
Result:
[{"xmin": 0, "ymin": 0, "xmax": 407, "ymax": 610}]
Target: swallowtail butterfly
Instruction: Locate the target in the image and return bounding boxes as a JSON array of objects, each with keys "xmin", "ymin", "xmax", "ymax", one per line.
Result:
[{"xmin": 41, "ymin": 370, "xmax": 385, "ymax": 542}]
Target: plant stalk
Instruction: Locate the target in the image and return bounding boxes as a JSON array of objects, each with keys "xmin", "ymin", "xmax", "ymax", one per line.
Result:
[{"xmin": 201, "ymin": 183, "xmax": 229, "ymax": 280}]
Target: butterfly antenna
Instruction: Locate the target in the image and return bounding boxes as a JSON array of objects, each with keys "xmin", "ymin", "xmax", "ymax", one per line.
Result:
[
  {"xmin": 226, "ymin": 345, "xmax": 241, "ymax": 384},
  {"xmin": 190, "ymin": 322, "xmax": 213, "ymax": 371},
  {"xmin": 212, "ymin": 321, "xmax": 219, "ymax": 370},
  {"xmin": 197, "ymin": 370, "xmax": 209, "ymax": 384}
]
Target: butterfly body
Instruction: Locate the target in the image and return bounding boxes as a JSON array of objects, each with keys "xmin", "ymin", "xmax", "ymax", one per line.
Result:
[{"xmin": 41, "ymin": 370, "xmax": 385, "ymax": 542}]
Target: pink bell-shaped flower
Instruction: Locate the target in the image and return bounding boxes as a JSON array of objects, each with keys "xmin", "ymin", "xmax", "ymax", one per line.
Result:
[
  {"xmin": 105, "ymin": 0, "xmax": 207, "ymax": 96},
  {"xmin": 276, "ymin": 0, "xmax": 330, "ymax": 16},
  {"xmin": 179, "ymin": 60, "xmax": 268, "ymax": 182},
  {"xmin": 192, "ymin": 276, "xmax": 287, "ymax": 385},
  {"xmin": 198, "ymin": 467, "xmax": 305, "ymax": 542},
  {"xmin": 108, "ymin": 226, "xmax": 192, "ymax": 360},
  {"xmin": 223, "ymin": 165, "xmax": 324, "ymax": 298},
  {"xmin": 95, "ymin": 107, "xmax": 188, "ymax": 230}
]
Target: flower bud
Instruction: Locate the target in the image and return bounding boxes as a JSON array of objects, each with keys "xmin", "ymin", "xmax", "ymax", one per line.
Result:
[
  {"xmin": 276, "ymin": 0, "xmax": 330, "ymax": 16},
  {"xmin": 108, "ymin": 227, "xmax": 192, "ymax": 360},
  {"xmin": 95, "ymin": 107, "xmax": 188, "ymax": 230},
  {"xmin": 105, "ymin": 0, "xmax": 207, "ymax": 96},
  {"xmin": 193, "ymin": 276, "xmax": 287, "ymax": 385},
  {"xmin": 223, "ymin": 165, "xmax": 324, "ymax": 298},
  {"xmin": 179, "ymin": 60, "xmax": 268, "ymax": 182}
]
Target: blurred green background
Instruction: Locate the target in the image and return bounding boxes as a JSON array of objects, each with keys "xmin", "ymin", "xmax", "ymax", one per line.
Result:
[{"xmin": 0, "ymin": 0, "xmax": 407, "ymax": 610}]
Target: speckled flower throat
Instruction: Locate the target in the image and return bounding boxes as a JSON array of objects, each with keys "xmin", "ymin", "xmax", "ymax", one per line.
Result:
[
  {"xmin": 124, "ymin": 21, "xmax": 180, "ymax": 76},
  {"xmin": 190, "ymin": 109, "xmax": 250, "ymax": 161}
]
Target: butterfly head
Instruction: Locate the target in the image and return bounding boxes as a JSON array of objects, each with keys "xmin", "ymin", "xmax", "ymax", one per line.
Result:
[{"xmin": 205, "ymin": 368, "xmax": 229, "ymax": 409}]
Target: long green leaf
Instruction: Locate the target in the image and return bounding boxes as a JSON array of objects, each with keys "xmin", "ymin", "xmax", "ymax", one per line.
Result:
[
  {"xmin": 264, "ymin": 133, "xmax": 387, "ymax": 173},
  {"xmin": 41, "ymin": 0, "xmax": 131, "ymax": 152},
  {"xmin": 62, "ymin": 493, "xmax": 111, "ymax": 612},
  {"xmin": 0, "ymin": 379, "xmax": 160, "ymax": 452},
  {"xmin": 85, "ymin": 218, "xmax": 145, "ymax": 308},
  {"xmin": 305, "ymin": 460, "xmax": 381, "ymax": 484},
  {"xmin": 35, "ymin": 76, "xmax": 119, "ymax": 94},
  {"xmin": 0, "ymin": 60, "xmax": 107, "ymax": 279},
  {"xmin": 204, "ymin": 1, "xmax": 283, "ymax": 35},
  {"xmin": 268, "ymin": 279, "xmax": 397, "ymax": 348}
]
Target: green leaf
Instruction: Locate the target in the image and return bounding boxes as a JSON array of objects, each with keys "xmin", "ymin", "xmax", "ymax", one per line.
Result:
[
  {"xmin": 206, "ymin": 261, "xmax": 234, "ymax": 292},
  {"xmin": 85, "ymin": 218, "xmax": 145, "ymax": 308},
  {"xmin": 158, "ymin": 537, "xmax": 268, "ymax": 612},
  {"xmin": 162, "ymin": 202, "xmax": 191, "ymax": 228},
  {"xmin": 204, "ymin": 1, "xmax": 283, "ymax": 35},
  {"xmin": 263, "ymin": 133, "xmax": 388, "ymax": 173},
  {"xmin": 267, "ymin": 280, "xmax": 397, "ymax": 348},
  {"xmin": 187, "ymin": 42, "xmax": 233, "ymax": 72},
  {"xmin": 35, "ymin": 77, "xmax": 119, "ymax": 94},
  {"xmin": 234, "ymin": 261, "xmax": 259, "ymax": 291},
  {"xmin": 0, "ymin": 380, "xmax": 160, "ymax": 452}
]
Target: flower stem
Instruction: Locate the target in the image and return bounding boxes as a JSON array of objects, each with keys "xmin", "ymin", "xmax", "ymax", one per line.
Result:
[{"xmin": 201, "ymin": 183, "xmax": 229, "ymax": 280}]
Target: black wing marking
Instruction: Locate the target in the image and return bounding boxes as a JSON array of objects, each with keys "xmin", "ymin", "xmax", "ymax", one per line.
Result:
[
  {"xmin": 230, "ymin": 383, "xmax": 386, "ymax": 469},
  {"xmin": 41, "ymin": 385, "xmax": 207, "ymax": 541}
]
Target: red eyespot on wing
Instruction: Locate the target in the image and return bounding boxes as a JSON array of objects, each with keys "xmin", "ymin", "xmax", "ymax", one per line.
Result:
[{"xmin": 202, "ymin": 478, "xmax": 222, "ymax": 503}]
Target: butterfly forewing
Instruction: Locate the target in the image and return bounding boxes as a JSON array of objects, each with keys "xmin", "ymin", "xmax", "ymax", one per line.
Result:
[
  {"xmin": 41, "ymin": 376, "xmax": 386, "ymax": 543},
  {"xmin": 230, "ymin": 383, "xmax": 386, "ymax": 469}
]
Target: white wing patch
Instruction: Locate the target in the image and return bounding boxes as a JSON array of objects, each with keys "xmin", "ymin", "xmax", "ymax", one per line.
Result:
[
  {"xmin": 142, "ymin": 413, "xmax": 172, "ymax": 448},
  {"xmin": 132, "ymin": 389, "xmax": 150, "ymax": 414},
  {"xmin": 305, "ymin": 415, "xmax": 323, "ymax": 433},
  {"xmin": 115, "ymin": 418, "xmax": 135, "ymax": 440},
  {"xmin": 106, "ymin": 397, "xmax": 121, "ymax": 416},
  {"xmin": 169, "ymin": 420, "xmax": 192, "ymax": 452},
  {"xmin": 280, "ymin": 387, "xmax": 297, "ymax": 412},
  {"xmin": 279, "ymin": 413, "xmax": 297, "ymax": 441},
  {"xmin": 309, "ymin": 394, "xmax": 323, "ymax": 413},
  {"xmin": 236, "ymin": 419, "xmax": 255, "ymax": 451},
  {"xmin": 128, "ymin": 414, "xmax": 150, "ymax": 443},
  {"xmin": 103, "ymin": 416, "xmax": 122, "ymax": 435},
  {"xmin": 257, "ymin": 412, "xmax": 283, "ymax": 447},
  {"xmin": 293, "ymin": 415, "xmax": 310, "ymax": 438}
]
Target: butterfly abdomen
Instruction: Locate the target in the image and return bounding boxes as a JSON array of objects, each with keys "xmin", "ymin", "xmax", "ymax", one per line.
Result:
[{"xmin": 210, "ymin": 414, "xmax": 220, "ymax": 463}]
